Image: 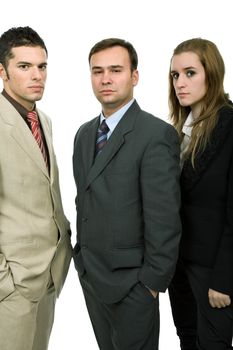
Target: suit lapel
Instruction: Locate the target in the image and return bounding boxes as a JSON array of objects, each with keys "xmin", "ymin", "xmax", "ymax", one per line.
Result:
[
  {"xmin": 80, "ymin": 117, "xmax": 99, "ymax": 178},
  {"xmin": 38, "ymin": 111, "xmax": 52, "ymax": 178},
  {"xmin": 181, "ymin": 106, "xmax": 233, "ymax": 191},
  {"xmin": 0, "ymin": 95, "xmax": 49, "ymax": 178},
  {"xmin": 85, "ymin": 101, "xmax": 140, "ymax": 189}
]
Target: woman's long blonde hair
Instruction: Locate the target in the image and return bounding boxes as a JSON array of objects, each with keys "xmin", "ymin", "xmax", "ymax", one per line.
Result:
[{"xmin": 168, "ymin": 38, "xmax": 230, "ymax": 166}]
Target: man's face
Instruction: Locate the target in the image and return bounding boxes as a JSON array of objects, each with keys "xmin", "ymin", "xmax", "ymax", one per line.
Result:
[
  {"xmin": 0, "ymin": 45, "xmax": 47, "ymax": 110},
  {"xmin": 90, "ymin": 45, "xmax": 138, "ymax": 117}
]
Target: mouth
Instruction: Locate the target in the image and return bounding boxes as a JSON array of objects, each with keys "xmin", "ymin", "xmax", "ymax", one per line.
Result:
[
  {"xmin": 29, "ymin": 85, "xmax": 44, "ymax": 90},
  {"xmin": 177, "ymin": 92, "xmax": 188, "ymax": 98},
  {"xmin": 100, "ymin": 89, "xmax": 115, "ymax": 94}
]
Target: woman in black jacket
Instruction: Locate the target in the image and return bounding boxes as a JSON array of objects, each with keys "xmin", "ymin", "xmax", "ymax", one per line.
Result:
[{"xmin": 168, "ymin": 38, "xmax": 233, "ymax": 350}]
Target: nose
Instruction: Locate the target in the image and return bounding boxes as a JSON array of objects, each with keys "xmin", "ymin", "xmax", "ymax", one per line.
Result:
[
  {"xmin": 175, "ymin": 74, "xmax": 186, "ymax": 89},
  {"xmin": 31, "ymin": 66, "xmax": 43, "ymax": 80},
  {"xmin": 101, "ymin": 71, "xmax": 112, "ymax": 85}
]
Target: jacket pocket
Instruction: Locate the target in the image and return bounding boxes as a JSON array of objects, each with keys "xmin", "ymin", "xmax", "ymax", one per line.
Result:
[
  {"xmin": 0, "ymin": 270, "xmax": 15, "ymax": 302},
  {"xmin": 109, "ymin": 246, "xmax": 144, "ymax": 271}
]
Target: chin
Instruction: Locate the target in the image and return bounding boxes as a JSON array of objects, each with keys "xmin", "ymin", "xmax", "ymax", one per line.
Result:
[
  {"xmin": 179, "ymin": 101, "xmax": 191, "ymax": 107},
  {"xmin": 32, "ymin": 94, "xmax": 43, "ymax": 102}
]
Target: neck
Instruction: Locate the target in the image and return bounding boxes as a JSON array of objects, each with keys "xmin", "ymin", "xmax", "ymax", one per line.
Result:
[{"xmin": 191, "ymin": 104, "xmax": 202, "ymax": 119}]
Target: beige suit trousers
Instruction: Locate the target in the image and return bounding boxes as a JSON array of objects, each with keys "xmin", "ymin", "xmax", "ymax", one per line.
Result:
[{"xmin": 0, "ymin": 279, "xmax": 56, "ymax": 350}]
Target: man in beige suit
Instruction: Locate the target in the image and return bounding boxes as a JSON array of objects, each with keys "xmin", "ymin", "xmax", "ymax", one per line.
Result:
[{"xmin": 0, "ymin": 26, "xmax": 72, "ymax": 350}]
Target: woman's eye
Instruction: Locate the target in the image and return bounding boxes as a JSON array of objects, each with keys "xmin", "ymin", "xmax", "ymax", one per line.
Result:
[
  {"xmin": 172, "ymin": 72, "xmax": 179, "ymax": 80},
  {"xmin": 187, "ymin": 70, "xmax": 195, "ymax": 77}
]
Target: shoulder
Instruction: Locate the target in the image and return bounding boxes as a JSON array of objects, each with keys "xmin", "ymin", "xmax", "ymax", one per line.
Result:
[
  {"xmin": 136, "ymin": 107, "xmax": 178, "ymax": 141},
  {"xmin": 35, "ymin": 109, "xmax": 53, "ymax": 139},
  {"xmin": 132, "ymin": 101, "xmax": 175, "ymax": 129},
  {"xmin": 76, "ymin": 116, "xmax": 98, "ymax": 134},
  {"xmin": 37, "ymin": 109, "xmax": 52, "ymax": 129},
  {"xmin": 218, "ymin": 101, "xmax": 233, "ymax": 121},
  {"xmin": 215, "ymin": 103, "xmax": 233, "ymax": 136},
  {"xmin": 73, "ymin": 116, "xmax": 98, "ymax": 145},
  {"xmin": 218, "ymin": 101, "xmax": 233, "ymax": 115}
]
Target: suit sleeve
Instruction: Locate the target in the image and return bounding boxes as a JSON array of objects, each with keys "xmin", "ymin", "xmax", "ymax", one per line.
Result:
[
  {"xmin": 138, "ymin": 124, "xmax": 181, "ymax": 292},
  {"xmin": 40, "ymin": 111, "xmax": 71, "ymax": 234},
  {"xmin": 210, "ymin": 151, "xmax": 233, "ymax": 295}
]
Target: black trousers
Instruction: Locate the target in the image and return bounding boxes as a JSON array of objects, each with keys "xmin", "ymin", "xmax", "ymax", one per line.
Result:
[
  {"xmin": 80, "ymin": 275, "xmax": 159, "ymax": 350},
  {"xmin": 169, "ymin": 260, "xmax": 233, "ymax": 350}
]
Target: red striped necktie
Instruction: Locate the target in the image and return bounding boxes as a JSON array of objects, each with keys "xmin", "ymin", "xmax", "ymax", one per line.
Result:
[{"xmin": 27, "ymin": 111, "xmax": 49, "ymax": 169}]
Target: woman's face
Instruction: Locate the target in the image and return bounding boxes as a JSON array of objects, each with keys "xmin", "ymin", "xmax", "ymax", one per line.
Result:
[{"xmin": 171, "ymin": 51, "xmax": 206, "ymax": 117}]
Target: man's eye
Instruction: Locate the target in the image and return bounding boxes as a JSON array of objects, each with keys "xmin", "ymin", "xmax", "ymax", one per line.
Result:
[
  {"xmin": 19, "ymin": 65, "xmax": 29, "ymax": 70},
  {"xmin": 39, "ymin": 65, "xmax": 47, "ymax": 71}
]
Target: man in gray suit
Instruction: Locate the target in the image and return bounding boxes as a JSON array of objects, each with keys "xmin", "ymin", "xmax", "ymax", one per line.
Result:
[
  {"xmin": 0, "ymin": 26, "xmax": 72, "ymax": 350},
  {"xmin": 73, "ymin": 38, "xmax": 181, "ymax": 350}
]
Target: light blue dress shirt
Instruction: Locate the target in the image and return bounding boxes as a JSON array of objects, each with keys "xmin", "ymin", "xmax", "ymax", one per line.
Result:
[{"xmin": 99, "ymin": 99, "xmax": 135, "ymax": 139}]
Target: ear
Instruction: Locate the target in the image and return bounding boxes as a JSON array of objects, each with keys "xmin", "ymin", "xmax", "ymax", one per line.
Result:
[
  {"xmin": 0, "ymin": 63, "xmax": 8, "ymax": 81},
  {"xmin": 132, "ymin": 69, "xmax": 139, "ymax": 87}
]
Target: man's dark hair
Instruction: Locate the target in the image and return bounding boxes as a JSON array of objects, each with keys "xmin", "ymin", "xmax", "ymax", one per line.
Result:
[
  {"xmin": 89, "ymin": 38, "xmax": 138, "ymax": 71},
  {"xmin": 0, "ymin": 26, "xmax": 47, "ymax": 68}
]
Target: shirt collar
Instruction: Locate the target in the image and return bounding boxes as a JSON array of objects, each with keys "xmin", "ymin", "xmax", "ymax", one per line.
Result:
[
  {"xmin": 100, "ymin": 99, "xmax": 135, "ymax": 135},
  {"xmin": 2, "ymin": 89, "xmax": 36, "ymax": 120},
  {"xmin": 182, "ymin": 111, "xmax": 193, "ymax": 137}
]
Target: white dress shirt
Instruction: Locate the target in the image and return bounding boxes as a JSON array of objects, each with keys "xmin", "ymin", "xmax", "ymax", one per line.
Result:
[{"xmin": 180, "ymin": 111, "xmax": 193, "ymax": 167}]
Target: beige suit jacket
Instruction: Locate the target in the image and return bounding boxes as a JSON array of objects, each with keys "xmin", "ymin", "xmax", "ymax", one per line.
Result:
[{"xmin": 0, "ymin": 94, "xmax": 72, "ymax": 302}]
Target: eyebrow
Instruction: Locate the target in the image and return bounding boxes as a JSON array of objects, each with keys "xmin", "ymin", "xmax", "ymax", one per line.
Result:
[
  {"xmin": 171, "ymin": 65, "xmax": 196, "ymax": 74},
  {"xmin": 92, "ymin": 64, "xmax": 123, "ymax": 70},
  {"xmin": 17, "ymin": 61, "xmax": 47, "ymax": 66}
]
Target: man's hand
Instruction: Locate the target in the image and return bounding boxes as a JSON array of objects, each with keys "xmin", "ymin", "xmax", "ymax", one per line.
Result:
[{"xmin": 208, "ymin": 288, "xmax": 231, "ymax": 308}]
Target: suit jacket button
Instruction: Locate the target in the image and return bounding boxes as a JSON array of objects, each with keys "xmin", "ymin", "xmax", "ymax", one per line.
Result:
[{"xmin": 82, "ymin": 217, "xmax": 88, "ymax": 222}]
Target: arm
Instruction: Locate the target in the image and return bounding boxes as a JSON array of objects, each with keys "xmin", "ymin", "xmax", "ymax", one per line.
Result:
[
  {"xmin": 138, "ymin": 124, "xmax": 181, "ymax": 292},
  {"xmin": 209, "ymin": 149, "xmax": 233, "ymax": 307}
]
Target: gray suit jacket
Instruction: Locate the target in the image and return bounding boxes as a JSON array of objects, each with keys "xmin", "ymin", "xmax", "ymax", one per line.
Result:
[
  {"xmin": 0, "ymin": 94, "xmax": 72, "ymax": 302},
  {"xmin": 73, "ymin": 101, "xmax": 181, "ymax": 303}
]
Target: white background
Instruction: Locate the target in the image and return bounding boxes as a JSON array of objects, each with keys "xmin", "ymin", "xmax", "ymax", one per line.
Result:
[{"xmin": 1, "ymin": 0, "xmax": 232, "ymax": 348}]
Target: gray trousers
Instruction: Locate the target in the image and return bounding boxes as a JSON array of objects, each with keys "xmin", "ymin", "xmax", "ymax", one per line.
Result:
[{"xmin": 81, "ymin": 274, "xmax": 160, "ymax": 350}]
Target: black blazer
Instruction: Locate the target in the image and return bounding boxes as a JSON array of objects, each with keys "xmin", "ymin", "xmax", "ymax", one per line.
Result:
[
  {"xmin": 180, "ymin": 105, "xmax": 233, "ymax": 295},
  {"xmin": 73, "ymin": 101, "xmax": 181, "ymax": 303}
]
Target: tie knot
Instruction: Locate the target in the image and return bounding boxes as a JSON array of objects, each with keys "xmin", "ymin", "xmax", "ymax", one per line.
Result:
[
  {"xmin": 99, "ymin": 119, "xmax": 109, "ymax": 134},
  {"xmin": 27, "ymin": 110, "xmax": 38, "ymax": 124}
]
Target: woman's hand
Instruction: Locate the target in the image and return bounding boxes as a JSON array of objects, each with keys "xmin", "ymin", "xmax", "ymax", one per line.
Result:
[{"xmin": 208, "ymin": 288, "xmax": 231, "ymax": 308}]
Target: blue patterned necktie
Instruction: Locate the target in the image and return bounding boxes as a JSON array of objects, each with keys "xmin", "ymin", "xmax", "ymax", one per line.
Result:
[{"xmin": 95, "ymin": 119, "xmax": 109, "ymax": 156}]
